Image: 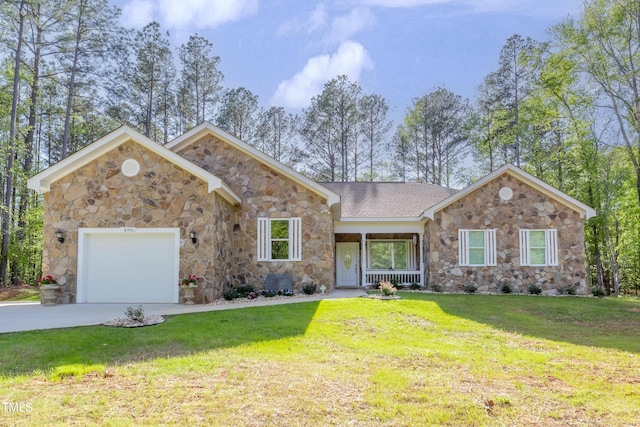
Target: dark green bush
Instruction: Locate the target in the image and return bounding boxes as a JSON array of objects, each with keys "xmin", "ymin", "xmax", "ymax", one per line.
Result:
[
  {"xmin": 464, "ymin": 284, "xmax": 478, "ymax": 294},
  {"xmin": 528, "ymin": 285, "xmax": 542, "ymax": 295},
  {"xmin": 223, "ymin": 290, "xmax": 240, "ymax": 300},
  {"xmin": 564, "ymin": 287, "xmax": 577, "ymax": 296},
  {"xmin": 501, "ymin": 284, "xmax": 513, "ymax": 294},
  {"xmin": 591, "ymin": 287, "xmax": 606, "ymax": 297},
  {"xmin": 431, "ymin": 284, "xmax": 443, "ymax": 293},
  {"xmin": 302, "ymin": 283, "xmax": 317, "ymax": 295},
  {"xmin": 409, "ymin": 283, "xmax": 421, "ymax": 290},
  {"xmin": 235, "ymin": 285, "xmax": 255, "ymax": 298}
]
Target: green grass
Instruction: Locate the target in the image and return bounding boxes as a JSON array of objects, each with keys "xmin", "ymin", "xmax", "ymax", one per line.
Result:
[
  {"xmin": 0, "ymin": 287, "xmax": 40, "ymax": 302},
  {"xmin": 1, "ymin": 293, "xmax": 639, "ymax": 426}
]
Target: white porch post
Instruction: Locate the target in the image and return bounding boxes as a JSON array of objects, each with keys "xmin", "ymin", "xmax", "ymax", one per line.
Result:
[
  {"xmin": 361, "ymin": 233, "xmax": 367, "ymax": 287},
  {"xmin": 419, "ymin": 233, "xmax": 425, "ymax": 287}
]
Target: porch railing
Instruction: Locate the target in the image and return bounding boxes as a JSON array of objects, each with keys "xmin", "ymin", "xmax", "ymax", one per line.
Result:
[{"xmin": 364, "ymin": 270, "xmax": 422, "ymax": 287}]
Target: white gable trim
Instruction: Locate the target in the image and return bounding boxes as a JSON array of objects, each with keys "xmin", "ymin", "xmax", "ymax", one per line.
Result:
[
  {"xmin": 422, "ymin": 164, "xmax": 597, "ymax": 220},
  {"xmin": 26, "ymin": 126, "xmax": 241, "ymax": 205},
  {"xmin": 165, "ymin": 122, "xmax": 341, "ymax": 208}
]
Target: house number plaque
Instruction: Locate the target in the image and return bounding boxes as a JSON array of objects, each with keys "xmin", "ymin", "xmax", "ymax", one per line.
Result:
[{"xmin": 122, "ymin": 227, "xmax": 137, "ymax": 233}]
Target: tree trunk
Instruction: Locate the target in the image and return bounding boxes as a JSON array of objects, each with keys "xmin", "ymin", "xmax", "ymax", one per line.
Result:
[{"xmin": 1, "ymin": 0, "xmax": 27, "ymax": 286}]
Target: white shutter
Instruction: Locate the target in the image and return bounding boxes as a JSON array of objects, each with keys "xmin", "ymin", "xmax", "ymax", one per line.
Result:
[
  {"xmin": 458, "ymin": 229, "xmax": 468, "ymax": 266},
  {"xmin": 519, "ymin": 229, "xmax": 529, "ymax": 266},
  {"xmin": 290, "ymin": 218, "xmax": 302, "ymax": 261},
  {"xmin": 485, "ymin": 229, "xmax": 497, "ymax": 266},
  {"xmin": 257, "ymin": 218, "xmax": 269, "ymax": 261},
  {"xmin": 546, "ymin": 229, "xmax": 558, "ymax": 266}
]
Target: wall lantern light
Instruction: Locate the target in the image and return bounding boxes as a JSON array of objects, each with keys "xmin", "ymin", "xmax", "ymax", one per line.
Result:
[
  {"xmin": 55, "ymin": 229, "xmax": 65, "ymax": 243},
  {"xmin": 190, "ymin": 230, "xmax": 197, "ymax": 244}
]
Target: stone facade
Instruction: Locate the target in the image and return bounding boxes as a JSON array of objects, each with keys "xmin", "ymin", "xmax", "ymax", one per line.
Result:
[
  {"xmin": 176, "ymin": 134, "xmax": 335, "ymax": 292},
  {"xmin": 42, "ymin": 140, "xmax": 226, "ymax": 304},
  {"xmin": 426, "ymin": 173, "xmax": 588, "ymax": 295}
]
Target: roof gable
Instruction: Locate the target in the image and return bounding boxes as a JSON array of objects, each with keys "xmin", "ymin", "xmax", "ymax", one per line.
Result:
[
  {"xmin": 323, "ymin": 182, "xmax": 457, "ymax": 220},
  {"xmin": 421, "ymin": 164, "xmax": 597, "ymax": 220},
  {"xmin": 27, "ymin": 126, "xmax": 241, "ymax": 205},
  {"xmin": 165, "ymin": 122, "xmax": 340, "ymax": 208}
]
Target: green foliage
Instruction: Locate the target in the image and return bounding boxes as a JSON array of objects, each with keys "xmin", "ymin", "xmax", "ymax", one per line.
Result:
[
  {"xmin": 409, "ymin": 283, "xmax": 421, "ymax": 290},
  {"xmin": 591, "ymin": 287, "xmax": 606, "ymax": 297},
  {"xmin": 302, "ymin": 283, "xmax": 317, "ymax": 295},
  {"xmin": 223, "ymin": 290, "xmax": 240, "ymax": 301},
  {"xmin": 235, "ymin": 285, "xmax": 255, "ymax": 298},
  {"xmin": 124, "ymin": 306, "xmax": 145, "ymax": 323},
  {"xmin": 464, "ymin": 284, "xmax": 478, "ymax": 294},
  {"xmin": 430, "ymin": 284, "xmax": 443, "ymax": 293},
  {"xmin": 501, "ymin": 284, "xmax": 513, "ymax": 294},
  {"xmin": 528, "ymin": 285, "xmax": 542, "ymax": 295}
]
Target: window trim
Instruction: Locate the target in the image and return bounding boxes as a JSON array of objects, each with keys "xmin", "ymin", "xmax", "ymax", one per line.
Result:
[
  {"xmin": 458, "ymin": 229, "xmax": 497, "ymax": 266},
  {"xmin": 519, "ymin": 229, "xmax": 558, "ymax": 266},
  {"xmin": 257, "ymin": 217, "xmax": 302, "ymax": 261},
  {"xmin": 366, "ymin": 239, "xmax": 416, "ymax": 270}
]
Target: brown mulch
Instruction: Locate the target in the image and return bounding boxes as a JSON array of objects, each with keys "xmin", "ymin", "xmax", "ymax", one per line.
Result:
[{"xmin": 0, "ymin": 285, "xmax": 36, "ymax": 300}]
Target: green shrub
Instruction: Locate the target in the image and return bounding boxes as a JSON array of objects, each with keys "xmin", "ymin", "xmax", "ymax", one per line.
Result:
[
  {"xmin": 591, "ymin": 287, "xmax": 606, "ymax": 297},
  {"xmin": 564, "ymin": 287, "xmax": 577, "ymax": 296},
  {"xmin": 501, "ymin": 284, "xmax": 513, "ymax": 294},
  {"xmin": 223, "ymin": 290, "xmax": 240, "ymax": 300},
  {"xmin": 302, "ymin": 283, "xmax": 317, "ymax": 295},
  {"xmin": 409, "ymin": 283, "xmax": 421, "ymax": 290},
  {"xmin": 124, "ymin": 305, "xmax": 145, "ymax": 322},
  {"xmin": 236, "ymin": 285, "xmax": 255, "ymax": 298},
  {"xmin": 431, "ymin": 284, "xmax": 443, "ymax": 293},
  {"xmin": 528, "ymin": 285, "xmax": 542, "ymax": 295},
  {"xmin": 464, "ymin": 284, "xmax": 478, "ymax": 294}
]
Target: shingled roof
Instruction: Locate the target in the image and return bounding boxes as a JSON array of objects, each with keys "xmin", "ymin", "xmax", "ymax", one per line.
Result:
[{"xmin": 322, "ymin": 182, "xmax": 458, "ymax": 219}]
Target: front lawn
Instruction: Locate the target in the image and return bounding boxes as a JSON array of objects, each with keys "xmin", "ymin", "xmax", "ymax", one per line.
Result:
[{"xmin": 1, "ymin": 293, "xmax": 639, "ymax": 426}]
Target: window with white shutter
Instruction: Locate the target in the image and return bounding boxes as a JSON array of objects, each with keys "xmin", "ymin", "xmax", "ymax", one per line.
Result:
[
  {"xmin": 257, "ymin": 218, "xmax": 302, "ymax": 261},
  {"xmin": 458, "ymin": 229, "xmax": 497, "ymax": 266},
  {"xmin": 519, "ymin": 229, "xmax": 558, "ymax": 266}
]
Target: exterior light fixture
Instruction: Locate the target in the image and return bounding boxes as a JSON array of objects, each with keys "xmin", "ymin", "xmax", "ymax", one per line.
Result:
[
  {"xmin": 190, "ymin": 230, "xmax": 197, "ymax": 244},
  {"xmin": 55, "ymin": 229, "xmax": 64, "ymax": 243}
]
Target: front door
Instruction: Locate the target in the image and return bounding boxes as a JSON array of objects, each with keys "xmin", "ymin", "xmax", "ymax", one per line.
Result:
[{"xmin": 337, "ymin": 242, "xmax": 359, "ymax": 287}]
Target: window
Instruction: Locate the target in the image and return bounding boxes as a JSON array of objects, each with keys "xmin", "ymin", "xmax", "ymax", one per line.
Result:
[
  {"xmin": 458, "ymin": 229, "xmax": 497, "ymax": 266},
  {"xmin": 368, "ymin": 240, "xmax": 412, "ymax": 270},
  {"xmin": 257, "ymin": 218, "xmax": 302, "ymax": 261},
  {"xmin": 519, "ymin": 229, "xmax": 558, "ymax": 266}
]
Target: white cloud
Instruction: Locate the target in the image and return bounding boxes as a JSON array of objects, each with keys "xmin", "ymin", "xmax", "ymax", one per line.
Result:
[
  {"xmin": 353, "ymin": 0, "xmax": 581, "ymax": 17},
  {"xmin": 271, "ymin": 41, "xmax": 374, "ymax": 109},
  {"xmin": 277, "ymin": 3, "xmax": 328, "ymax": 36},
  {"xmin": 119, "ymin": 0, "xmax": 259, "ymax": 30},
  {"xmin": 120, "ymin": 0, "xmax": 155, "ymax": 29},
  {"xmin": 324, "ymin": 7, "xmax": 376, "ymax": 45}
]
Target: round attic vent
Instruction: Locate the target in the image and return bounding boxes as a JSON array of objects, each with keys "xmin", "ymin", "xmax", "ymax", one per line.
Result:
[
  {"xmin": 499, "ymin": 186, "xmax": 513, "ymax": 201},
  {"xmin": 121, "ymin": 159, "xmax": 140, "ymax": 177}
]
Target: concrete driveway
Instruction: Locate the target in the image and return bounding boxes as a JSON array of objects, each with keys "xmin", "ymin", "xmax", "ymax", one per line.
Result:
[{"xmin": 0, "ymin": 289, "xmax": 366, "ymax": 334}]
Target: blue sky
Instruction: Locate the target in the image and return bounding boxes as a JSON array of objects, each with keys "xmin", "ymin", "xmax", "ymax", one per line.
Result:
[{"xmin": 112, "ymin": 0, "xmax": 584, "ymax": 123}]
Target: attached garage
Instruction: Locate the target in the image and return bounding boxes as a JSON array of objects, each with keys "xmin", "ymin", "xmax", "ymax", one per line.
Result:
[{"xmin": 77, "ymin": 228, "xmax": 180, "ymax": 303}]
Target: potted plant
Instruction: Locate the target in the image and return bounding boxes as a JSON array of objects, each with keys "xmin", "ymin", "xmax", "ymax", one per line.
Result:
[
  {"xmin": 37, "ymin": 275, "xmax": 59, "ymax": 306},
  {"xmin": 179, "ymin": 275, "xmax": 200, "ymax": 305}
]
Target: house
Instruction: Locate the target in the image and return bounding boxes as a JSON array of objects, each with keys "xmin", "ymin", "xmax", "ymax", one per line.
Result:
[{"xmin": 27, "ymin": 122, "xmax": 596, "ymax": 304}]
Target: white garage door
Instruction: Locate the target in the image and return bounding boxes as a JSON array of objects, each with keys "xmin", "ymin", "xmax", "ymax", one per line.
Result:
[{"xmin": 79, "ymin": 229, "xmax": 179, "ymax": 303}]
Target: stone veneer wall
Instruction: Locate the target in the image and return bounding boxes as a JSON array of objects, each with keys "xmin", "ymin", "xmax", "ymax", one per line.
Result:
[
  {"xmin": 176, "ymin": 135, "xmax": 335, "ymax": 291},
  {"xmin": 42, "ymin": 140, "xmax": 227, "ymax": 304},
  {"xmin": 426, "ymin": 173, "xmax": 589, "ymax": 295}
]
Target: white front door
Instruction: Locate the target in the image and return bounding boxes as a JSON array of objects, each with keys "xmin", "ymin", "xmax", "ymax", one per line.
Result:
[{"xmin": 337, "ymin": 242, "xmax": 359, "ymax": 287}]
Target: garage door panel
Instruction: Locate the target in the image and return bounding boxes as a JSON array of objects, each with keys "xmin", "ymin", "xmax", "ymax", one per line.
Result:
[{"xmin": 81, "ymin": 229, "xmax": 179, "ymax": 303}]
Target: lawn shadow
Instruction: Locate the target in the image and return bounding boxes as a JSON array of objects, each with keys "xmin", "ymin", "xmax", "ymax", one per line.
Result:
[
  {"xmin": 0, "ymin": 301, "xmax": 321, "ymax": 377},
  {"xmin": 400, "ymin": 292, "xmax": 640, "ymax": 354}
]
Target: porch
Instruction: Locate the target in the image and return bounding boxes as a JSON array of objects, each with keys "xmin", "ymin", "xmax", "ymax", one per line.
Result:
[{"xmin": 335, "ymin": 229, "xmax": 425, "ymax": 288}]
